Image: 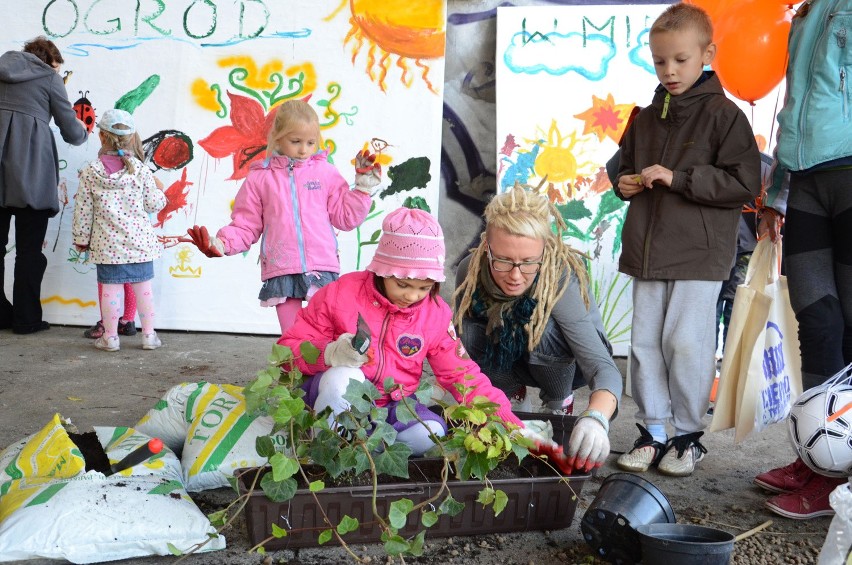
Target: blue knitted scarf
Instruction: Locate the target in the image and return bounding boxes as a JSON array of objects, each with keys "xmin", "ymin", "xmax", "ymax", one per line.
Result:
[{"xmin": 470, "ymin": 263, "xmax": 538, "ymax": 371}]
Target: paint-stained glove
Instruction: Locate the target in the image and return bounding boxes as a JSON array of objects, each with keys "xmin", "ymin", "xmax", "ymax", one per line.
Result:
[
  {"xmin": 566, "ymin": 415, "xmax": 610, "ymax": 472},
  {"xmin": 516, "ymin": 425, "xmax": 574, "ymax": 475},
  {"xmin": 324, "ymin": 333, "xmax": 369, "ymax": 368},
  {"xmin": 183, "ymin": 225, "xmax": 224, "ymax": 258},
  {"xmin": 354, "ymin": 150, "xmax": 381, "ymax": 193}
]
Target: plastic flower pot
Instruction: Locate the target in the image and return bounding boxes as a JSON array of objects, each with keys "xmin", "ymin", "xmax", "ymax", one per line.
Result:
[
  {"xmin": 635, "ymin": 523, "xmax": 735, "ymax": 565},
  {"xmin": 581, "ymin": 472, "xmax": 676, "ymax": 564}
]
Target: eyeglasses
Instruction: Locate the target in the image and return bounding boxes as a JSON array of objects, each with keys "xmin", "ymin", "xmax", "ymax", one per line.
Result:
[{"xmin": 486, "ymin": 243, "xmax": 543, "ymax": 274}]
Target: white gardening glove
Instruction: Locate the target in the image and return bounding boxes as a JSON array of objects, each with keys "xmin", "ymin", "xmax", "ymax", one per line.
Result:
[
  {"xmin": 567, "ymin": 414, "xmax": 610, "ymax": 472},
  {"xmin": 354, "ymin": 150, "xmax": 381, "ymax": 194},
  {"xmin": 323, "ymin": 333, "xmax": 369, "ymax": 368},
  {"xmin": 516, "ymin": 420, "xmax": 553, "ymax": 443}
]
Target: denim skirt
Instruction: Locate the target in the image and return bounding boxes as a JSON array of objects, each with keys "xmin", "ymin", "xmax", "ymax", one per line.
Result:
[{"xmin": 96, "ymin": 261, "xmax": 154, "ymax": 284}]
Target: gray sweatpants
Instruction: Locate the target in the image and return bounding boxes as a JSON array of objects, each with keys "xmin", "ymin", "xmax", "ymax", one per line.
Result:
[{"xmin": 630, "ymin": 279, "xmax": 721, "ymax": 436}]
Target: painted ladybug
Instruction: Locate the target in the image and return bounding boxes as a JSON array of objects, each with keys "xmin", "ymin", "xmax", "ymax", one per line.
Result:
[{"xmin": 73, "ymin": 91, "xmax": 95, "ymax": 133}]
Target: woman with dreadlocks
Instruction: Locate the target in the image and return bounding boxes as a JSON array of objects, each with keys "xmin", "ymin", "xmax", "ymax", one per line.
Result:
[{"xmin": 453, "ymin": 184, "xmax": 621, "ymax": 469}]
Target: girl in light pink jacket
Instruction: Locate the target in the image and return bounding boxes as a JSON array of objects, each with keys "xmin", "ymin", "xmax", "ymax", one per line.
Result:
[
  {"xmin": 186, "ymin": 100, "xmax": 381, "ymax": 333},
  {"xmin": 280, "ymin": 207, "xmax": 524, "ymax": 456}
]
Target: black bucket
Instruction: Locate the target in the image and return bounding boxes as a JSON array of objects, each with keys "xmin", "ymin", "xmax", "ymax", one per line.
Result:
[
  {"xmin": 581, "ymin": 473, "xmax": 676, "ymax": 564},
  {"xmin": 635, "ymin": 523, "xmax": 735, "ymax": 565}
]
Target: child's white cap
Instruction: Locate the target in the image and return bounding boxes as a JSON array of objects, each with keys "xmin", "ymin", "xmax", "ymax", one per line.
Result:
[{"xmin": 98, "ymin": 108, "xmax": 135, "ymax": 136}]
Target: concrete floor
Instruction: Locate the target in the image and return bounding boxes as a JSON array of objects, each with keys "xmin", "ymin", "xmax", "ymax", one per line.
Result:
[{"xmin": 0, "ymin": 325, "xmax": 833, "ymax": 564}]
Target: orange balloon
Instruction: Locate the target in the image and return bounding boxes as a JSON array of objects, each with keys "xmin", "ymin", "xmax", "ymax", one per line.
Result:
[
  {"xmin": 683, "ymin": 0, "xmax": 739, "ymax": 25},
  {"xmin": 712, "ymin": 1, "xmax": 792, "ymax": 103}
]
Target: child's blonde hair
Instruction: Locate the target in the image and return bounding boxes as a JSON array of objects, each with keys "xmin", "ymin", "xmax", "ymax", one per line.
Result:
[
  {"xmin": 651, "ymin": 3, "xmax": 714, "ymax": 48},
  {"xmin": 453, "ymin": 183, "xmax": 591, "ymax": 350},
  {"xmin": 98, "ymin": 128, "xmax": 144, "ymax": 174},
  {"xmin": 266, "ymin": 100, "xmax": 322, "ymax": 156}
]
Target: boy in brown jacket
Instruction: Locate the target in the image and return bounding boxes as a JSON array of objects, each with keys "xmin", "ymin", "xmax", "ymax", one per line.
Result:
[{"xmin": 614, "ymin": 3, "xmax": 761, "ymax": 477}]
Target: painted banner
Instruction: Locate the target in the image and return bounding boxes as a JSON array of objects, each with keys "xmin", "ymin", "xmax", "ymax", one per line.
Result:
[{"xmin": 3, "ymin": 0, "xmax": 446, "ymax": 333}]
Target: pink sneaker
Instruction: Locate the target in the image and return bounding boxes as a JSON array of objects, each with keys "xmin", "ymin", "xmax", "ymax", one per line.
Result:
[
  {"xmin": 765, "ymin": 474, "xmax": 846, "ymax": 520},
  {"xmin": 754, "ymin": 458, "xmax": 814, "ymax": 494}
]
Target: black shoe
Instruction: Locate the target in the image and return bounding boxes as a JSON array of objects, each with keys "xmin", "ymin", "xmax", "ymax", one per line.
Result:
[
  {"xmin": 118, "ymin": 319, "xmax": 138, "ymax": 336},
  {"xmin": 13, "ymin": 321, "xmax": 50, "ymax": 334}
]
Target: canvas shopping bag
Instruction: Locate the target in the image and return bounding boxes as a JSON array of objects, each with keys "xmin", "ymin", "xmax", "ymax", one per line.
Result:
[
  {"xmin": 732, "ymin": 240, "xmax": 802, "ymax": 442},
  {"xmin": 710, "ymin": 237, "xmax": 802, "ymax": 441},
  {"xmin": 709, "ymin": 239, "xmax": 774, "ymax": 434}
]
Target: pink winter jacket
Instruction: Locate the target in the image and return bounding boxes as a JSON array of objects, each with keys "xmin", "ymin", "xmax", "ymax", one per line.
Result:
[
  {"xmin": 216, "ymin": 152, "xmax": 371, "ymax": 280},
  {"xmin": 279, "ymin": 271, "xmax": 523, "ymax": 427}
]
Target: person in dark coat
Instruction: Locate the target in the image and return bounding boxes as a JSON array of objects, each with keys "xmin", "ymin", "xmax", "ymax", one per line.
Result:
[{"xmin": 0, "ymin": 36, "xmax": 88, "ymax": 333}]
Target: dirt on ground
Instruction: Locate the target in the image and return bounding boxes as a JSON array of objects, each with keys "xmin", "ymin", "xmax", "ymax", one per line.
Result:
[{"xmin": 0, "ymin": 325, "xmax": 836, "ymax": 564}]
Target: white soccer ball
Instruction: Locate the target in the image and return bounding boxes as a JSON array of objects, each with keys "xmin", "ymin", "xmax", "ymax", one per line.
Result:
[{"xmin": 788, "ymin": 384, "xmax": 852, "ymax": 478}]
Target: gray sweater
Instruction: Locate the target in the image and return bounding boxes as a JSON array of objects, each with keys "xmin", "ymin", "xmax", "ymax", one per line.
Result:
[
  {"xmin": 0, "ymin": 51, "xmax": 88, "ymax": 214},
  {"xmin": 455, "ymin": 255, "xmax": 623, "ymax": 404}
]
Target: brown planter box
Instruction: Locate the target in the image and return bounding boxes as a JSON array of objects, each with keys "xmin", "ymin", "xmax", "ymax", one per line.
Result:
[{"xmin": 240, "ymin": 413, "xmax": 589, "ymax": 549}]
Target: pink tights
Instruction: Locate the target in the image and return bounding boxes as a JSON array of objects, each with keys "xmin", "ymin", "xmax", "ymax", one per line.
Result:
[
  {"xmin": 275, "ymin": 299, "xmax": 303, "ymax": 335},
  {"xmin": 101, "ymin": 280, "xmax": 155, "ymax": 337},
  {"xmin": 98, "ymin": 282, "xmax": 136, "ymax": 324}
]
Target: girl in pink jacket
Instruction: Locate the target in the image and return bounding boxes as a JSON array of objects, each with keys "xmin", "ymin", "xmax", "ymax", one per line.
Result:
[
  {"xmin": 186, "ymin": 100, "xmax": 381, "ymax": 333},
  {"xmin": 279, "ymin": 207, "xmax": 523, "ymax": 455}
]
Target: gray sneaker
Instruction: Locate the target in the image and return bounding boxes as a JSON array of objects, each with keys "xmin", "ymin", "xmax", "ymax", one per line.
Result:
[
  {"xmin": 616, "ymin": 423, "xmax": 666, "ymax": 473},
  {"xmin": 658, "ymin": 432, "xmax": 707, "ymax": 477}
]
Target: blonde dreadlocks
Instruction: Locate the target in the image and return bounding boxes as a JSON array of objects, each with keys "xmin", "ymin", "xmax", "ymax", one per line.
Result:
[{"xmin": 453, "ymin": 183, "xmax": 590, "ymax": 351}]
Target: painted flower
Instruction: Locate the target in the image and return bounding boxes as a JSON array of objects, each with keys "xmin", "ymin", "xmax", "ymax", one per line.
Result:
[{"xmin": 198, "ymin": 92, "xmax": 276, "ymax": 180}]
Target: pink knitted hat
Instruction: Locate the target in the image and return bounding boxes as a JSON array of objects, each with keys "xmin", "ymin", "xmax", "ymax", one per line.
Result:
[{"xmin": 366, "ymin": 207, "xmax": 446, "ymax": 282}]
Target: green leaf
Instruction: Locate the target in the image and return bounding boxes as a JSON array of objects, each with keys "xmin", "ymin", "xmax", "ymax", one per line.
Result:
[
  {"xmin": 227, "ymin": 475, "xmax": 239, "ymax": 493},
  {"xmin": 337, "ymin": 515, "xmax": 360, "ymax": 535},
  {"xmin": 414, "ymin": 380, "xmax": 435, "ymax": 404},
  {"xmin": 466, "ymin": 408, "xmax": 487, "ymax": 425},
  {"xmin": 383, "ymin": 534, "xmax": 410, "ymax": 556},
  {"xmin": 439, "ymin": 495, "xmax": 465, "ymax": 517},
  {"xmin": 463, "ymin": 451, "xmax": 497, "ymax": 480},
  {"xmin": 342, "ymin": 379, "xmax": 382, "ymax": 413},
  {"xmin": 166, "ymin": 542, "xmax": 182, "ymax": 556},
  {"xmin": 408, "ymin": 530, "xmax": 426, "ymax": 556},
  {"xmin": 394, "ymin": 397, "xmax": 418, "ymax": 424},
  {"xmin": 207, "ymin": 509, "xmax": 227, "ymax": 528},
  {"xmin": 421, "ymin": 510, "xmax": 439, "ymax": 527},
  {"xmin": 273, "ymin": 397, "xmax": 306, "ymax": 423},
  {"xmin": 477, "ymin": 487, "xmax": 496, "ymax": 506},
  {"xmin": 248, "ymin": 371, "xmax": 273, "ymax": 392},
  {"xmin": 353, "ymin": 448, "xmax": 372, "ymax": 475},
  {"xmin": 389, "ymin": 498, "xmax": 414, "ymax": 529},
  {"xmin": 493, "ymin": 489, "xmax": 509, "ymax": 516},
  {"xmin": 309, "ymin": 480, "xmax": 325, "ymax": 492},
  {"xmin": 260, "ymin": 473, "xmax": 297, "ymax": 502},
  {"xmin": 310, "ymin": 435, "xmax": 341, "ymax": 467},
  {"xmin": 337, "ymin": 445, "xmax": 358, "ymax": 469},
  {"xmin": 299, "ymin": 341, "xmax": 320, "ymax": 364},
  {"xmin": 269, "ymin": 453, "xmax": 300, "ymax": 481},
  {"xmin": 374, "ymin": 442, "xmax": 412, "ymax": 478},
  {"xmin": 255, "ymin": 435, "xmax": 276, "ymax": 458},
  {"xmin": 318, "ymin": 529, "xmax": 333, "ymax": 545},
  {"xmin": 271, "ymin": 523, "xmax": 288, "ymax": 538},
  {"xmin": 268, "ymin": 344, "xmax": 293, "ymax": 365},
  {"xmin": 365, "ymin": 420, "xmax": 397, "ymax": 451}
]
